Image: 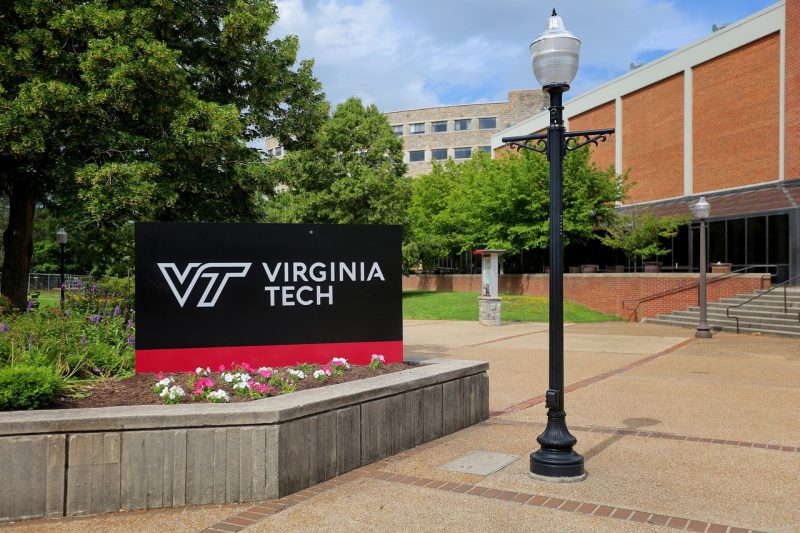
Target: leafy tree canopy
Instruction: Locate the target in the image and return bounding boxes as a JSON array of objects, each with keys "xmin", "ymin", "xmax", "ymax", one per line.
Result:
[
  {"xmin": 263, "ymin": 96, "xmax": 410, "ymax": 227},
  {"xmin": 0, "ymin": 0, "xmax": 327, "ymax": 302},
  {"xmin": 600, "ymin": 210, "xmax": 690, "ymax": 265},
  {"xmin": 408, "ymin": 148, "xmax": 626, "ymax": 267}
]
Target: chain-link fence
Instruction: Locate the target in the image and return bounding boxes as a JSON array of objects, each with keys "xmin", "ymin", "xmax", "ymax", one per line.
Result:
[{"xmin": 27, "ymin": 273, "xmax": 94, "ymax": 293}]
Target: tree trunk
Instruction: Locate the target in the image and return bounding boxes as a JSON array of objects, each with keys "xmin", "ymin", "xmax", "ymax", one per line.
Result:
[{"xmin": 2, "ymin": 181, "xmax": 37, "ymax": 307}]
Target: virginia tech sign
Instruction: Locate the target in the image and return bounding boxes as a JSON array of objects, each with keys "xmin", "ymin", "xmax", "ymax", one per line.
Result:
[{"xmin": 135, "ymin": 223, "xmax": 402, "ymax": 372}]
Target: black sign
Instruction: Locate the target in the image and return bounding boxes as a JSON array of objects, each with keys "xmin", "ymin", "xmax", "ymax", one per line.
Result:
[{"xmin": 135, "ymin": 223, "xmax": 402, "ymax": 372}]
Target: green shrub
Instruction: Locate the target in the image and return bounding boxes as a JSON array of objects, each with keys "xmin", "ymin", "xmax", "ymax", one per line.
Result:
[{"xmin": 0, "ymin": 365, "xmax": 62, "ymax": 410}]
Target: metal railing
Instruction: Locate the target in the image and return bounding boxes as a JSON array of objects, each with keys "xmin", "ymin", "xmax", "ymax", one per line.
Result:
[
  {"xmin": 725, "ymin": 272, "xmax": 800, "ymax": 334},
  {"xmin": 622, "ymin": 264, "xmax": 777, "ymax": 322}
]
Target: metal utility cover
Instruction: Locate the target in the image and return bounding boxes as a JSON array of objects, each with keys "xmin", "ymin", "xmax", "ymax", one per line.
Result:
[{"xmin": 441, "ymin": 451, "xmax": 520, "ymax": 476}]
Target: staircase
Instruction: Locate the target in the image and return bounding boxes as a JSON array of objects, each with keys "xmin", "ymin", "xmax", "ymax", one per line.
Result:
[{"xmin": 644, "ymin": 287, "xmax": 800, "ymax": 337}]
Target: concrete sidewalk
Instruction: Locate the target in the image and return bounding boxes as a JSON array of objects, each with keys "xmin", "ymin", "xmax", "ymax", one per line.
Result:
[{"xmin": 4, "ymin": 320, "xmax": 799, "ymax": 532}]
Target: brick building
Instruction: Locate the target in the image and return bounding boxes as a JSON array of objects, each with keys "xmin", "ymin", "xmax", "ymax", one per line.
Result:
[
  {"xmin": 264, "ymin": 89, "xmax": 546, "ymax": 177},
  {"xmin": 494, "ymin": 0, "xmax": 799, "ymax": 283},
  {"xmin": 385, "ymin": 89, "xmax": 546, "ymax": 176}
]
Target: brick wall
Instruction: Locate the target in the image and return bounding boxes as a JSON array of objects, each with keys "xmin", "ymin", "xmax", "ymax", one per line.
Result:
[
  {"xmin": 693, "ymin": 33, "xmax": 780, "ymax": 192},
  {"xmin": 622, "ymin": 74, "xmax": 685, "ymax": 203},
  {"xmin": 567, "ymin": 101, "xmax": 616, "ymax": 172},
  {"xmin": 786, "ymin": 0, "xmax": 800, "ymax": 181},
  {"xmin": 403, "ymin": 273, "xmax": 768, "ymax": 321}
]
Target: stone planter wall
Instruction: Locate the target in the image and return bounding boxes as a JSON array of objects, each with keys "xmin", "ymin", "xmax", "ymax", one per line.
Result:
[{"xmin": 0, "ymin": 358, "xmax": 488, "ymax": 523}]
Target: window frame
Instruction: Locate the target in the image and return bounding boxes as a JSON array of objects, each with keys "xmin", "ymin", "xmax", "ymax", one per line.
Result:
[
  {"xmin": 431, "ymin": 120, "xmax": 448, "ymax": 133},
  {"xmin": 409, "ymin": 150, "xmax": 425, "ymax": 162},
  {"xmin": 391, "ymin": 124, "xmax": 404, "ymax": 136},
  {"xmin": 409, "ymin": 122, "xmax": 425, "ymax": 135},
  {"xmin": 478, "ymin": 117, "xmax": 497, "ymax": 129},
  {"xmin": 453, "ymin": 119, "xmax": 472, "ymax": 131},
  {"xmin": 453, "ymin": 147, "xmax": 472, "ymax": 159},
  {"xmin": 431, "ymin": 148, "xmax": 448, "ymax": 160}
]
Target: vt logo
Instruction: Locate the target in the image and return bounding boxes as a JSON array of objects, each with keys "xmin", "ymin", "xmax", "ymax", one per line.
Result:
[{"xmin": 157, "ymin": 263, "xmax": 251, "ymax": 308}]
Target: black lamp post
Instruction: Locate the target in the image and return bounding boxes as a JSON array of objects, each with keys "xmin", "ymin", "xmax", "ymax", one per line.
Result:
[
  {"xmin": 56, "ymin": 228, "xmax": 68, "ymax": 310},
  {"xmin": 502, "ymin": 10, "xmax": 614, "ymax": 481},
  {"xmin": 692, "ymin": 197, "xmax": 712, "ymax": 338}
]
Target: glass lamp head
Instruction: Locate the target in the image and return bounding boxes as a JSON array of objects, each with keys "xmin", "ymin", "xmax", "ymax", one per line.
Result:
[
  {"xmin": 56, "ymin": 228, "xmax": 68, "ymax": 245},
  {"xmin": 530, "ymin": 9, "xmax": 581, "ymax": 89},
  {"xmin": 693, "ymin": 197, "xmax": 711, "ymax": 220}
]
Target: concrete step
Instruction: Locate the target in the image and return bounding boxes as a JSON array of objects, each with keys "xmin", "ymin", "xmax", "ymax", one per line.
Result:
[
  {"xmin": 643, "ymin": 316, "xmax": 800, "ymax": 338},
  {"xmin": 716, "ymin": 298, "xmax": 800, "ymax": 310},
  {"xmin": 691, "ymin": 306, "xmax": 800, "ymax": 321},
  {"xmin": 673, "ymin": 310, "xmax": 800, "ymax": 330},
  {"xmin": 735, "ymin": 293, "xmax": 800, "ymax": 303}
]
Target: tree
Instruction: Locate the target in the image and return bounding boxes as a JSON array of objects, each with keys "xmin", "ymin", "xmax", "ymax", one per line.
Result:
[
  {"xmin": 408, "ymin": 148, "xmax": 625, "ymax": 267},
  {"xmin": 0, "ymin": 1, "xmax": 327, "ymax": 305},
  {"xmin": 263, "ymin": 97, "xmax": 410, "ymax": 227},
  {"xmin": 600, "ymin": 210, "xmax": 689, "ymax": 269}
]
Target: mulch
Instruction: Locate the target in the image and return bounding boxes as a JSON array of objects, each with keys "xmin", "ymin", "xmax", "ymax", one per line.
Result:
[{"xmin": 52, "ymin": 363, "xmax": 413, "ymax": 409}]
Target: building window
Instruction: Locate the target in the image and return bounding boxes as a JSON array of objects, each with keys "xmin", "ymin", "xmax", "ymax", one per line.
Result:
[
  {"xmin": 454, "ymin": 147, "xmax": 472, "ymax": 159},
  {"xmin": 409, "ymin": 150, "xmax": 425, "ymax": 162},
  {"xmin": 409, "ymin": 123, "xmax": 425, "ymax": 135},
  {"xmin": 478, "ymin": 117, "xmax": 497, "ymax": 129},
  {"xmin": 432, "ymin": 121, "xmax": 448, "ymax": 133},
  {"xmin": 275, "ymin": 147, "xmax": 282, "ymax": 156},
  {"xmin": 477, "ymin": 146, "xmax": 491, "ymax": 153},
  {"xmin": 431, "ymin": 148, "xmax": 448, "ymax": 160},
  {"xmin": 391, "ymin": 125, "xmax": 403, "ymax": 136},
  {"xmin": 454, "ymin": 119, "xmax": 472, "ymax": 131}
]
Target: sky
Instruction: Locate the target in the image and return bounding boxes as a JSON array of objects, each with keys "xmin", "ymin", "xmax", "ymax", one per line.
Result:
[{"xmin": 269, "ymin": 0, "xmax": 778, "ymax": 112}]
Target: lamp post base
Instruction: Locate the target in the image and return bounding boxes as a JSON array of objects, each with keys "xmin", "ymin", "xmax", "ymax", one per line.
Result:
[
  {"xmin": 695, "ymin": 327, "xmax": 713, "ymax": 338},
  {"xmin": 530, "ymin": 448, "xmax": 585, "ymax": 479}
]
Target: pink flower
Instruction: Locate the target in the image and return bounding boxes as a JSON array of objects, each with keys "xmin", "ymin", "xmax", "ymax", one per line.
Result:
[
  {"xmin": 247, "ymin": 379, "xmax": 256, "ymax": 389},
  {"xmin": 321, "ymin": 365, "xmax": 332, "ymax": 376},
  {"xmin": 218, "ymin": 364, "xmax": 226, "ymax": 372},
  {"xmin": 259, "ymin": 369, "xmax": 272, "ymax": 378},
  {"xmin": 157, "ymin": 372, "xmax": 164, "ymax": 380},
  {"xmin": 242, "ymin": 362, "xmax": 252, "ymax": 372}
]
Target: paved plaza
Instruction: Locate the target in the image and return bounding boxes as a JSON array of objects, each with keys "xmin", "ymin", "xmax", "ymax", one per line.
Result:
[{"xmin": 4, "ymin": 320, "xmax": 799, "ymax": 532}]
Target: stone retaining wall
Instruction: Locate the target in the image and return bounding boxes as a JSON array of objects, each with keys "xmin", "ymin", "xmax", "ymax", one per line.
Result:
[{"xmin": 0, "ymin": 358, "xmax": 488, "ymax": 523}]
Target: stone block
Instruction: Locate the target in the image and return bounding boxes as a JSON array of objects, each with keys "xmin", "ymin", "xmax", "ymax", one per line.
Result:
[
  {"xmin": 422, "ymin": 384, "xmax": 443, "ymax": 442},
  {"xmin": 66, "ymin": 433, "xmax": 121, "ymax": 515},
  {"xmin": 360, "ymin": 396, "xmax": 391, "ymax": 464},
  {"xmin": 278, "ymin": 416, "xmax": 312, "ymax": 496},
  {"xmin": 442, "ymin": 379, "xmax": 465, "ymax": 435},
  {"xmin": 0, "ymin": 434, "xmax": 65, "ymax": 522},
  {"xmin": 336, "ymin": 406, "xmax": 361, "ymax": 473},
  {"xmin": 185, "ymin": 428, "xmax": 215, "ymax": 506}
]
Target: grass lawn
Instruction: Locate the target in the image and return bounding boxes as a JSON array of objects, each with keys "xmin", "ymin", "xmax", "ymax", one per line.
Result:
[
  {"xmin": 31, "ymin": 290, "xmax": 60, "ymax": 309},
  {"xmin": 403, "ymin": 291, "xmax": 619, "ymax": 322}
]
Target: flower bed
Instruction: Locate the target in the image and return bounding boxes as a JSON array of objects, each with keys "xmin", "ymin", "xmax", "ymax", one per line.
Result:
[{"xmin": 0, "ymin": 357, "xmax": 489, "ymax": 523}]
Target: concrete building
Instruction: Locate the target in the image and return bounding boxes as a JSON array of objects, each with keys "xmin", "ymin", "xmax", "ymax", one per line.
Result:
[
  {"xmin": 494, "ymin": 0, "xmax": 799, "ymax": 283},
  {"xmin": 387, "ymin": 90, "xmax": 546, "ymax": 176}
]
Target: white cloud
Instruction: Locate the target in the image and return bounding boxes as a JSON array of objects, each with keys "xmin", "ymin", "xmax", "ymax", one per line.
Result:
[{"xmin": 270, "ymin": 0, "xmax": 771, "ymax": 112}]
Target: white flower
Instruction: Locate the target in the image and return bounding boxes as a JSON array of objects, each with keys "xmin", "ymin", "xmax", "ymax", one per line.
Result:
[
  {"xmin": 256, "ymin": 366, "xmax": 272, "ymax": 373},
  {"xmin": 331, "ymin": 357, "xmax": 350, "ymax": 369},
  {"xmin": 313, "ymin": 369, "xmax": 326, "ymax": 380},
  {"xmin": 222, "ymin": 372, "xmax": 236, "ymax": 383},
  {"xmin": 156, "ymin": 377, "xmax": 173, "ymax": 390},
  {"xmin": 159, "ymin": 387, "xmax": 169, "ymax": 397},
  {"xmin": 167, "ymin": 386, "xmax": 185, "ymax": 399},
  {"xmin": 208, "ymin": 389, "xmax": 230, "ymax": 402},
  {"xmin": 232, "ymin": 381, "xmax": 249, "ymax": 390},
  {"xmin": 238, "ymin": 373, "xmax": 252, "ymax": 383},
  {"xmin": 288, "ymin": 369, "xmax": 306, "ymax": 380}
]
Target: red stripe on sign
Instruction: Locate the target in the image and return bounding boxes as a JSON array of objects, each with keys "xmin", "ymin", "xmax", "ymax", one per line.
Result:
[{"xmin": 135, "ymin": 340, "xmax": 403, "ymax": 373}]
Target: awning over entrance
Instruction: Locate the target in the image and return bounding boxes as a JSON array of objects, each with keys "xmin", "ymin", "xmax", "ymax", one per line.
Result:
[{"xmin": 619, "ymin": 179, "xmax": 800, "ymax": 219}]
